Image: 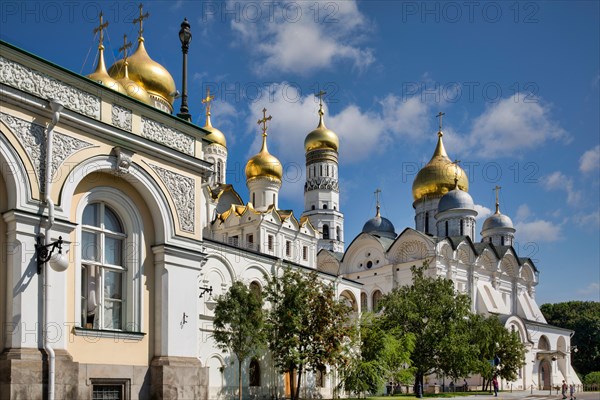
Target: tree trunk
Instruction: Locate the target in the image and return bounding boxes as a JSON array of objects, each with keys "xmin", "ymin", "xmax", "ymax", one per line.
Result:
[
  {"xmin": 238, "ymin": 358, "xmax": 243, "ymax": 400},
  {"xmin": 294, "ymin": 365, "xmax": 303, "ymax": 400}
]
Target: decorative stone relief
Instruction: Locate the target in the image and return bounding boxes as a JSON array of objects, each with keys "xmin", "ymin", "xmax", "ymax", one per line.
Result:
[
  {"xmin": 0, "ymin": 56, "xmax": 100, "ymax": 119},
  {"xmin": 112, "ymin": 147, "xmax": 135, "ymax": 175},
  {"xmin": 149, "ymin": 163, "xmax": 195, "ymax": 233},
  {"xmin": 141, "ymin": 117, "xmax": 194, "ymax": 156},
  {"xmin": 305, "ymin": 177, "xmax": 339, "ymax": 192},
  {"xmin": 111, "ymin": 104, "xmax": 132, "ymax": 131},
  {"xmin": 393, "ymin": 240, "xmax": 429, "ymax": 263},
  {"xmin": 0, "ymin": 112, "xmax": 92, "ymax": 192}
]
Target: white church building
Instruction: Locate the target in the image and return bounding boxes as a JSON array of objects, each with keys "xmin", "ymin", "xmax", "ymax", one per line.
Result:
[{"xmin": 0, "ymin": 7, "xmax": 580, "ymax": 399}]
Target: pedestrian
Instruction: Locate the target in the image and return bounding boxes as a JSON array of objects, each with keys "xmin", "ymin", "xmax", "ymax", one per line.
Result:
[
  {"xmin": 492, "ymin": 375, "xmax": 499, "ymax": 397},
  {"xmin": 561, "ymin": 380, "xmax": 567, "ymax": 399},
  {"xmin": 569, "ymin": 383, "xmax": 576, "ymax": 400},
  {"xmin": 464, "ymin": 379, "xmax": 468, "ymax": 392}
]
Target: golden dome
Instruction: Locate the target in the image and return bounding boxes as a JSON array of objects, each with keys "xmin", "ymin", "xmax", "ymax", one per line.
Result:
[
  {"xmin": 203, "ymin": 114, "xmax": 227, "ymax": 148},
  {"xmin": 412, "ymin": 131, "xmax": 468, "ymax": 201},
  {"xmin": 304, "ymin": 106, "xmax": 339, "ymax": 152},
  {"xmin": 87, "ymin": 45, "xmax": 128, "ymax": 95},
  {"xmin": 108, "ymin": 39, "xmax": 176, "ymax": 112},
  {"xmin": 117, "ymin": 59, "xmax": 153, "ymax": 105},
  {"xmin": 245, "ymin": 125, "xmax": 283, "ymax": 183}
]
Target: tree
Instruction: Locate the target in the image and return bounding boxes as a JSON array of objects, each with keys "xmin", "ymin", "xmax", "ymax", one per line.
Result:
[
  {"xmin": 213, "ymin": 281, "xmax": 266, "ymax": 400},
  {"xmin": 583, "ymin": 371, "xmax": 600, "ymax": 386},
  {"xmin": 340, "ymin": 312, "xmax": 414, "ymax": 397},
  {"xmin": 380, "ymin": 264, "xmax": 475, "ymax": 394},
  {"xmin": 469, "ymin": 314, "xmax": 526, "ymax": 389},
  {"xmin": 540, "ymin": 301, "xmax": 600, "ymax": 376},
  {"xmin": 264, "ymin": 268, "xmax": 352, "ymax": 400}
]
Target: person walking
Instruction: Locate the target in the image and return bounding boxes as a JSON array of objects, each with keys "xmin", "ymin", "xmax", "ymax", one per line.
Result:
[
  {"xmin": 569, "ymin": 383, "xmax": 576, "ymax": 400},
  {"xmin": 561, "ymin": 380, "xmax": 568, "ymax": 399},
  {"xmin": 492, "ymin": 376, "xmax": 499, "ymax": 397}
]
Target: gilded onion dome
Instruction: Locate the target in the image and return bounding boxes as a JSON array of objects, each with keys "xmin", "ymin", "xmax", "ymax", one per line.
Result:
[
  {"xmin": 114, "ymin": 35, "xmax": 152, "ymax": 106},
  {"xmin": 412, "ymin": 130, "xmax": 468, "ymax": 201},
  {"xmin": 201, "ymin": 89, "xmax": 227, "ymax": 148},
  {"xmin": 86, "ymin": 13, "xmax": 127, "ymax": 95},
  {"xmin": 245, "ymin": 109, "xmax": 283, "ymax": 182},
  {"xmin": 304, "ymin": 97, "xmax": 339, "ymax": 152}
]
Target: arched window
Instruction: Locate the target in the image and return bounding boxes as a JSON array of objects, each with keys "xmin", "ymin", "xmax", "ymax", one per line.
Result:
[
  {"xmin": 273, "ymin": 193, "xmax": 276, "ymax": 205},
  {"xmin": 372, "ymin": 290, "xmax": 383, "ymax": 312},
  {"xmin": 250, "ymin": 281, "xmax": 262, "ymax": 300},
  {"xmin": 78, "ymin": 189, "xmax": 143, "ymax": 332},
  {"xmin": 316, "ymin": 364, "xmax": 326, "ymax": 388},
  {"xmin": 425, "ymin": 212, "xmax": 429, "ymax": 234},
  {"xmin": 360, "ymin": 292, "xmax": 367, "ymax": 311},
  {"xmin": 322, "ymin": 224, "xmax": 330, "ymax": 240},
  {"xmin": 217, "ymin": 161, "xmax": 222, "ymax": 184},
  {"xmin": 311, "ymin": 205, "xmax": 315, "ymax": 210},
  {"xmin": 538, "ymin": 335, "xmax": 551, "ymax": 350},
  {"xmin": 252, "ymin": 192, "xmax": 256, "ymax": 205},
  {"xmin": 336, "ymin": 226, "xmax": 341, "ymax": 241},
  {"xmin": 445, "ymin": 221, "xmax": 448, "ymax": 237},
  {"xmin": 249, "ymin": 359, "xmax": 260, "ymax": 387},
  {"xmin": 460, "ymin": 219, "xmax": 464, "ymax": 236},
  {"xmin": 323, "ymin": 204, "xmax": 328, "ymax": 209}
]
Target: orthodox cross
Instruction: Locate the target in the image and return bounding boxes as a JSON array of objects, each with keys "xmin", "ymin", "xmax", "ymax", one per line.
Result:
[
  {"xmin": 436, "ymin": 111, "xmax": 445, "ymax": 131},
  {"xmin": 133, "ymin": 3, "xmax": 150, "ymax": 38},
  {"xmin": 316, "ymin": 90, "xmax": 327, "ymax": 114},
  {"xmin": 201, "ymin": 88, "xmax": 214, "ymax": 117},
  {"xmin": 257, "ymin": 108, "xmax": 272, "ymax": 136},
  {"xmin": 119, "ymin": 34, "xmax": 132, "ymax": 60},
  {"xmin": 374, "ymin": 188, "xmax": 381, "ymax": 216},
  {"xmin": 494, "ymin": 185, "xmax": 502, "ymax": 213},
  {"xmin": 93, "ymin": 12, "xmax": 109, "ymax": 46}
]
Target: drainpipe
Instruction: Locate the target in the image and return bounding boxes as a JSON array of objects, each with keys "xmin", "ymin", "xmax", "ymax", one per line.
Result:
[{"xmin": 44, "ymin": 99, "xmax": 64, "ymax": 400}]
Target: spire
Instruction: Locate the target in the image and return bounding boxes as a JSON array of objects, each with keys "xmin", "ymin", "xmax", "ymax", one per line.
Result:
[
  {"xmin": 133, "ymin": 3, "xmax": 150, "ymax": 42},
  {"xmin": 257, "ymin": 107, "xmax": 273, "ymax": 151},
  {"xmin": 202, "ymin": 88, "xmax": 215, "ymax": 127},
  {"xmin": 374, "ymin": 188, "xmax": 381, "ymax": 217},
  {"xmin": 494, "ymin": 185, "xmax": 502, "ymax": 214},
  {"xmin": 436, "ymin": 111, "xmax": 445, "ymax": 137},
  {"xmin": 316, "ymin": 90, "xmax": 327, "ymax": 128},
  {"xmin": 431, "ymin": 111, "xmax": 449, "ymax": 159}
]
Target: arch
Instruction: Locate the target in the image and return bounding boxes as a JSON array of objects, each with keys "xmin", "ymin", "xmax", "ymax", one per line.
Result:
[
  {"xmin": 538, "ymin": 335, "xmax": 550, "ymax": 350},
  {"xmin": 207, "ymin": 354, "xmax": 225, "ymax": 396},
  {"xmin": 339, "ymin": 290, "xmax": 357, "ymax": 312},
  {"xmin": 59, "ymin": 155, "xmax": 172, "ymax": 243},
  {"xmin": 249, "ymin": 280, "xmax": 262, "ymax": 299},
  {"xmin": 456, "ymin": 243, "xmax": 474, "ymax": 264},
  {"xmin": 249, "ymin": 358, "xmax": 260, "ymax": 387},
  {"xmin": 372, "ymin": 290, "xmax": 383, "ymax": 312},
  {"xmin": 322, "ymin": 224, "xmax": 330, "ymax": 240},
  {"xmin": 360, "ymin": 292, "xmax": 367, "ymax": 311},
  {"xmin": 391, "ymin": 240, "xmax": 429, "ymax": 264},
  {"xmin": 557, "ymin": 336, "xmax": 567, "ymax": 353},
  {"xmin": 0, "ymin": 128, "xmax": 32, "ymax": 209},
  {"xmin": 539, "ymin": 358, "xmax": 551, "ymax": 390},
  {"xmin": 520, "ymin": 264, "xmax": 536, "ymax": 283}
]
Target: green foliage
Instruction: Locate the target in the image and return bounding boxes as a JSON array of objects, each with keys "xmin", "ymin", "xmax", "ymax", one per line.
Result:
[
  {"xmin": 583, "ymin": 371, "xmax": 600, "ymax": 385},
  {"xmin": 264, "ymin": 268, "xmax": 353, "ymax": 400},
  {"xmin": 212, "ymin": 281, "xmax": 265, "ymax": 400},
  {"xmin": 540, "ymin": 301, "xmax": 600, "ymax": 375},
  {"xmin": 381, "ymin": 264, "xmax": 475, "ymax": 385},
  {"xmin": 468, "ymin": 315, "xmax": 526, "ymax": 384}
]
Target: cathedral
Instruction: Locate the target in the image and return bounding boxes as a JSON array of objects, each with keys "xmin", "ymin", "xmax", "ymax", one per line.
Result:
[{"xmin": 0, "ymin": 7, "xmax": 580, "ymax": 400}]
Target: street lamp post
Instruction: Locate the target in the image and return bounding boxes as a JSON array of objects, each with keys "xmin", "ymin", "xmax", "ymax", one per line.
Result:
[{"xmin": 177, "ymin": 18, "xmax": 192, "ymax": 121}]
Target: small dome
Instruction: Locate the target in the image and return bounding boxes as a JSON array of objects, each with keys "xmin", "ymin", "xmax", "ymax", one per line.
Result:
[
  {"xmin": 438, "ymin": 188, "xmax": 475, "ymax": 213},
  {"xmin": 203, "ymin": 114, "xmax": 227, "ymax": 148},
  {"xmin": 412, "ymin": 132, "xmax": 468, "ymax": 201},
  {"xmin": 109, "ymin": 39, "xmax": 176, "ymax": 112},
  {"xmin": 482, "ymin": 212, "xmax": 514, "ymax": 231},
  {"xmin": 362, "ymin": 216, "xmax": 396, "ymax": 239},
  {"xmin": 304, "ymin": 107, "xmax": 339, "ymax": 152},
  {"xmin": 245, "ymin": 134, "xmax": 282, "ymax": 182},
  {"xmin": 87, "ymin": 45, "xmax": 128, "ymax": 96}
]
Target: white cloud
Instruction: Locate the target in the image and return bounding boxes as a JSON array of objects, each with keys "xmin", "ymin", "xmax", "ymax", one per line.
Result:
[
  {"xmin": 515, "ymin": 220, "xmax": 562, "ymax": 242},
  {"xmin": 577, "ymin": 282, "xmax": 600, "ymax": 300},
  {"xmin": 456, "ymin": 94, "xmax": 569, "ymax": 158},
  {"xmin": 229, "ymin": 0, "xmax": 374, "ymax": 75},
  {"xmin": 542, "ymin": 171, "xmax": 582, "ymax": 206},
  {"xmin": 515, "ymin": 204, "xmax": 532, "ymax": 222},
  {"xmin": 474, "ymin": 204, "xmax": 492, "ymax": 221},
  {"xmin": 571, "ymin": 211, "xmax": 600, "ymax": 229},
  {"xmin": 579, "ymin": 145, "xmax": 600, "ymax": 173},
  {"xmin": 380, "ymin": 95, "xmax": 432, "ymax": 139}
]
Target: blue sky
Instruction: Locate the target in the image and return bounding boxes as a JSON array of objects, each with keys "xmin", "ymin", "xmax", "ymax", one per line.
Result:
[{"xmin": 2, "ymin": 1, "xmax": 598, "ymax": 305}]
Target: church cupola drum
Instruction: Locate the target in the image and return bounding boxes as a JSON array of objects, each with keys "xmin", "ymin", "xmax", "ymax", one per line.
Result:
[{"xmin": 302, "ymin": 92, "xmax": 344, "ymax": 252}]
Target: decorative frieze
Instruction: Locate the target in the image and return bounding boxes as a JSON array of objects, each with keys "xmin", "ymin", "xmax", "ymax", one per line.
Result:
[
  {"xmin": 141, "ymin": 117, "xmax": 194, "ymax": 156},
  {"xmin": 0, "ymin": 55, "xmax": 100, "ymax": 119},
  {"xmin": 0, "ymin": 112, "xmax": 93, "ymax": 192},
  {"xmin": 111, "ymin": 104, "xmax": 132, "ymax": 131},
  {"xmin": 304, "ymin": 177, "xmax": 339, "ymax": 192},
  {"xmin": 149, "ymin": 163, "xmax": 195, "ymax": 233}
]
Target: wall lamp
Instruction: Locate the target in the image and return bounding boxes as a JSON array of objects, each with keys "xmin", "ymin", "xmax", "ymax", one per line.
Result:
[
  {"xmin": 36, "ymin": 235, "xmax": 69, "ymax": 274},
  {"xmin": 199, "ymin": 285, "xmax": 213, "ymax": 298}
]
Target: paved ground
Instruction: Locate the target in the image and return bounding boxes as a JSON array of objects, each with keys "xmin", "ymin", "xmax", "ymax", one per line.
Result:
[{"xmin": 430, "ymin": 391, "xmax": 600, "ymax": 400}]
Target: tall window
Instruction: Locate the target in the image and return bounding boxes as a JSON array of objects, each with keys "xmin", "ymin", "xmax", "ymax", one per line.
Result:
[
  {"xmin": 249, "ymin": 359, "xmax": 260, "ymax": 387},
  {"xmin": 460, "ymin": 219, "xmax": 464, "ymax": 236},
  {"xmin": 217, "ymin": 161, "xmax": 222, "ymax": 184},
  {"xmin": 336, "ymin": 226, "xmax": 341, "ymax": 241},
  {"xmin": 268, "ymin": 235, "xmax": 274, "ymax": 251},
  {"xmin": 425, "ymin": 212, "xmax": 429, "ymax": 234},
  {"xmin": 360, "ymin": 292, "xmax": 367, "ymax": 311},
  {"xmin": 372, "ymin": 290, "xmax": 383, "ymax": 312},
  {"xmin": 302, "ymin": 246, "xmax": 308, "ymax": 261},
  {"xmin": 81, "ymin": 202, "xmax": 126, "ymax": 330},
  {"xmin": 322, "ymin": 225, "xmax": 329, "ymax": 240},
  {"xmin": 285, "ymin": 240, "xmax": 291, "ymax": 257}
]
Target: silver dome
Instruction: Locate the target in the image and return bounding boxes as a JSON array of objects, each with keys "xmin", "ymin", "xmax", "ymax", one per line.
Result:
[
  {"xmin": 437, "ymin": 189, "xmax": 475, "ymax": 213},
  {"xmin": 362, "ymin": 216, "xmax": 397, "ymax": 239},
  {"xmin": 482, "ymin": 212, "xmax": 514, "ymax": 231}
]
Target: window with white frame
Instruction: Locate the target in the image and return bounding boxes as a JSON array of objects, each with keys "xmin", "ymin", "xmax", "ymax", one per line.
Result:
[{"xmin": 77, "ymin": 188, "xmax": 143, "ymax": 333}]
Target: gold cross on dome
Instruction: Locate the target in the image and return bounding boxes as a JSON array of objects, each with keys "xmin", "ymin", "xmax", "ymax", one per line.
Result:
[
  {"xmin": 316, "ymin": 90, "xmax": 327, "ymax": 115},
  {"xmin": 119, "ymin": 34, "xmax": 132, "ymax": 60},
  {"xmin": 494, "ymin": 185, "xmax": 502, "ymax": 212},
  {"xmin": 257, "ymin": 108, "xmax": 272, "ymax": 136},
  {"xmin": 201, "ymin": 88, "xmax": 215, "ymax": 116},
  {"xmin": 133, "ymin": 3, "xmax": 150, "ymax": 39},
  {"xmin": 93, "ymin": 12, "xmax": 109, "ymax": 46},
  {"xmin": 436, "ymin": 111, "xmax": 445, "ymax": 131}
]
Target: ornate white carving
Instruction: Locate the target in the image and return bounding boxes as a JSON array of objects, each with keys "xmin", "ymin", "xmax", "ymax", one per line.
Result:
[
  {"xmin": 111, "ymin": 104, "xmax": 132, "ymax": 131},
  {"xmin": 0, "ymin": 56, "xmax": 100, "ymax": 119},
  {"xmin": 393, "ymin": 240, "xmax": 429, "ymax": 263},
  {"xmin": 205, "ymin": 143, "xmax": 227, "ymax": 157},
  {"xmin": 149, "ymin": 163, "xmax": 195, "ymax": 233},
  {"xmin": 141, "ymin": 117, "xmax": 194, "ymax": 156},
  {"xmin": 113, "ymin": 147, "xmax": 135, "ymax": 175},
  {"xmin": 0, "ymin": 112, "xmax": 92, "ymax": 192},
  {"xmin": 305, "ymin": 177, "xmax": 339, "ymax": 192}
]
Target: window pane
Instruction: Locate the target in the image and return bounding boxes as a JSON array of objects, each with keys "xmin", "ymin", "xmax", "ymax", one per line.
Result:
[
  {"xmin": 104, "ymin": 206, "xmax": 123, "ymax": 233},
  {"xmin": 83, "ymin": 203, "xmax": 99, "ymax": 227},
  {"xmin": 82, "ymin": 231, "xmax": 99, "ymax": 261},
  {"xmin": 104, "ymin": 270, "xmax": 123, "ymax": 300},
  {"xmin": 103, "ymin": 300, "xmax": 122, "ymax": 330},
  {"xmin": 105, "ymin": 237, "xmax": 122, "ymax": 266}
]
